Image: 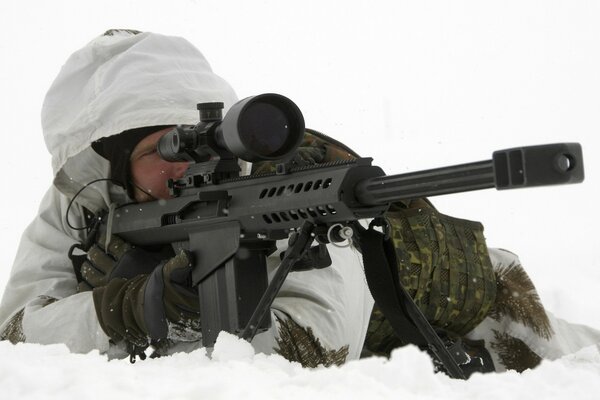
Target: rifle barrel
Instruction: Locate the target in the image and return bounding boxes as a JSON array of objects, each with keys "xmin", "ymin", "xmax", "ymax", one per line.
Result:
[
  {"xmin": 355, "ymin": 160, "xmax": 495, "ymax": 206},
  {"xmin": 355, "ymin": 143, "xmax": 584, "ymax": 206}
]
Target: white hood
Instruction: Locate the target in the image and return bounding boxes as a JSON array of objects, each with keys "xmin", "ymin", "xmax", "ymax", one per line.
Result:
[{"xmin": 42, "ymin": 30, "xmax": 238, "ymax": 209}]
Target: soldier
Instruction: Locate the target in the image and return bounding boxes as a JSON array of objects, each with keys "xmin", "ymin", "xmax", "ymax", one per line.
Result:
[
  {"xmin": 0, "ymin": 30, "xmax": 371, "ymax": 365},
  {"xmin": 1, "ymin": 29, "xmax": 599, "ymax": 373}
]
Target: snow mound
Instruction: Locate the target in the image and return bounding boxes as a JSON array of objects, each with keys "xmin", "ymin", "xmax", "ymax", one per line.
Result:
[{"xmin": 1, "ymin": 336, "xmax": 599, "ymax": 400}]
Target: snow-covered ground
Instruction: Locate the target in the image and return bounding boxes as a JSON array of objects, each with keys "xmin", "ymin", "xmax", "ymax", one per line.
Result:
[
  {"xmin": 1, "ymin": 1, "xmax": 599, "ymax": 398},
  {"xmin": 2, "ymin": 332, "xmax": 600, "ymax": 400}
]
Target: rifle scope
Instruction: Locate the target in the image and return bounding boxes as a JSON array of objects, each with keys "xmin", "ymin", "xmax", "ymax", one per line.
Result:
[{"xmin": 157, "ymin": 93, "xmax": 305, "ymax": 163}]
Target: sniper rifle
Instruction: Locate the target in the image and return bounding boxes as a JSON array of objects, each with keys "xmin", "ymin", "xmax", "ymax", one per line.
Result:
[{"xmin": 94, "ymin": 94, "xmax": 584, "ymax": 378}]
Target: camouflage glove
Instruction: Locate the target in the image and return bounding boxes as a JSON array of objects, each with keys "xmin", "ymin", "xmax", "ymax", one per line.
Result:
[
  {"xmin": 294, "ymin": 145, "xmax": 326, "ymax": 165},
  {"xmin": 92, "ymin": 250, "xmax": 201, "ymax": 349},
  {"xmin": 251, "ymin": 129, "xmax": 358, "ymax": 174},
  {"xmin": 77, "ymin": 233, "xmax": 167, "ymax": 292}
]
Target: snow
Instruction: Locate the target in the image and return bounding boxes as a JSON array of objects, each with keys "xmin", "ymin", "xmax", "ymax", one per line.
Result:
[
  {"xmin": 1, "ymin": 333, "xmax": 599, "ymax": 400},
  {"xmin": 1, "ymin": 0, "xmax": 600, "ymax": 398}
]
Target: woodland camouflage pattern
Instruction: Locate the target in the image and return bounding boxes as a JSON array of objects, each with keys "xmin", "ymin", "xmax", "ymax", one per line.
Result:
[
  {"xmin": 490, "ymin": 260, "xmax": 553, "ymax": 340},
  {"xmin": 386, "ymin": 202, "xmax": 497, "ymax": 336},
  {"xmin": 0, "ymin": 308, "xmax": 25, "ymax": 344},
  {"xmin": 491, "ymin": 330, "xmax": 543, "ymax": 372},
  {"xmin": 251, "ymin": 129, "xmax": 358, "ymax": 174},
  {"xmin": 0, "ymin": 296, "xmax": 57, "ymax": 344},
  {"xmin": 275, "ymin": 317, "xmax": 349, "ymax": 367}
]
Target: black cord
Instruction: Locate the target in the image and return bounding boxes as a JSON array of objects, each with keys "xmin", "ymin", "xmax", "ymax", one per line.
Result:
[{"xmin": 65, "ymin": 178, "xmax": 123, "ymax": 231}]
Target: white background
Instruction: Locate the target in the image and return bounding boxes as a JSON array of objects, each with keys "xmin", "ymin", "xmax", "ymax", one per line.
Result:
[{"xmin": 0, "ymin": 1, "xmax": 599, "ymax": 397}]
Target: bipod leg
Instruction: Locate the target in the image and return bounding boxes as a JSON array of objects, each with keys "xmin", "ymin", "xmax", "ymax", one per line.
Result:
[{"xmin": 240, "ymin": 221, "xmax": 315, "ymax": 342}]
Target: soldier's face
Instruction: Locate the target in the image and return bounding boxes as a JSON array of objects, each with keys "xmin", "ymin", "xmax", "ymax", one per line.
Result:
[{"xmin": 130, "ymin": 127, "xmax": 189, "ymax": 202}]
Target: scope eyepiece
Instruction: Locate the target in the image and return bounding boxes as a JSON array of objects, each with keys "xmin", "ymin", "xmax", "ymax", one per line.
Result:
[{"xmin": 156, "ymin": 125, "xmax": 197, "ymax": 162}]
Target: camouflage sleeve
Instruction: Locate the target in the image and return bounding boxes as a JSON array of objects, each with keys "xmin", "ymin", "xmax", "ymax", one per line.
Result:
[
  {"xmin": 363, "ymin": 201, "xmax": 498, "ymax": 357},
  {"xmin": 385, "ymin": 201, "xmax": 497, "ymax": 336}
]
